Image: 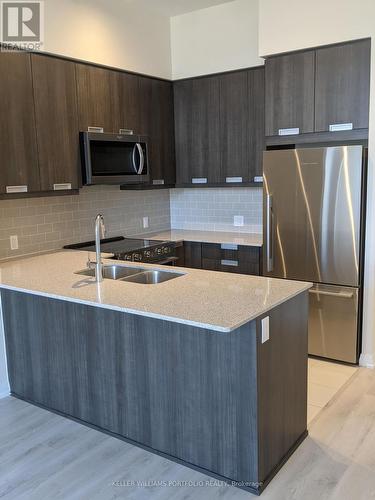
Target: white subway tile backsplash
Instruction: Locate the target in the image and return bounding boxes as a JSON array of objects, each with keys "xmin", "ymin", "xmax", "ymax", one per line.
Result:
[
  {"xmin": 170, "ymin": 187, "xmax": 263, "ymax": 234},
  {"xmin": 0, "ymin": 186, "xmax": 171, "ymax": 260},
  {"xmin": 0, "ymin": 185, "xmax": 263, "ymax": 260}
]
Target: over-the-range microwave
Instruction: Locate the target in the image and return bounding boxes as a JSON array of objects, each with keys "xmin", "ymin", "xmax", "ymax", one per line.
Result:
[{"xmin": 80, "ymin": 132, "xmax": 150, "ymax": 185}]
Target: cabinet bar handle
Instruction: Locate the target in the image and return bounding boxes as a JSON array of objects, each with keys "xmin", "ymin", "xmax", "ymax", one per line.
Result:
[
  {"xmin": 152, "ymin": 179, "xmax": 165, "ymax": 185},
  {"xmin": 221, "ymin": 259, "xmax": 239, "ymax": 267},
  {"xmin": 87, "ymin": 126, "xmax": 104, "ymax": 133},
  {"xmin": 192, "ymin": 178, "xmax": 207, "ymax": 184},
  {"xmin": 119, "ymin": 128, "xmax": 134, "ymax": 135},
  {"xmin": 6, "ymin": 185, "xmax": 28, "ymax": 194},
  {"xmin": 278, "ymin": 127, "xmax": 300, "ymax": 136},
  {"xmin": 226, "ymin": 177, "xmax": 243, "ymax": 183},
  {"xmin": 54, "ymin": 183, "xmax": 72, "ymax": 191},
  {"xmin": 329, "ymin": 123, "xmax": 353, "ymax": 132},
  {"xmin": 221, "ymin": 243, "xmax": 238, "ymax": 250},
  {"xmin": 254, "ymin": 176, "xmax": 263, "ymax": 183}
]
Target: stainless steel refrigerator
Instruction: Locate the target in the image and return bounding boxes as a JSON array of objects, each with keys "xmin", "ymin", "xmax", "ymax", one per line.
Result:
[{"xmin": 263, "ymin": 145, "xmax": 366, "ymax": 363}]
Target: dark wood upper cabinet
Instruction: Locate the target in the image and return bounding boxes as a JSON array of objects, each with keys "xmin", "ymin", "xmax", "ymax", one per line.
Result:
[
  {"xmin": 219, "ymin": 71, "xmax": 250, "ymax": 182},
  {"xmin": 265, "ymin": 50, "xmax": 315, "ymax": 136},
  {"xmin": 76, "ymin": 64, "xmax": 120, "ymax": 133},
  {"xmin": 0, "ymin": 52, "xmax": 40, "ymax": 194},
  {"xmin": 248, "ymin": 67, "xmax": 265, "ymax": 179},
  {"xmin": 31, "ymin": 55, "xmax": 80, "ymax": 191},
  {"xmin": 138, "ymin": 77, "xmax": 176, "ymax": 185},
  {"xmin": 219, "ymin": 67, "xmax": 265, "ymax": 183},
  {"xmin": 174, "ymin": 69, "xmax": 264, "ymax": 187},
  {"xmin": 174, "ymin": 76, "xmax": 221, "ymax": 185},
  {"xmin": 117, "ymin": 72, "xmax": 141, "ymax": 133},
  {"xmin": 315, "ymin": 39, "xmax": 371, "ymax": 132},
  {"xmin": 150, "ymin": 79, "xmax": 176, "ymax": 185}
]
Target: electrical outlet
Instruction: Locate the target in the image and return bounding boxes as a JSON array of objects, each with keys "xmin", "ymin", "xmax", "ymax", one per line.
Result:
[
  {"xmin": 143, "ymin": 216, "xmax": 149, "ymax": 229},
  {"xmin": 233, "ymin": 215, "xmax": 244, "ymax": 227},
  {"xmin": 10, "ymin": 235, "xmax": 18, "ymax": 250},
  {"xmin": 261, "ymin": 316, "xmax": 270, "ymax": 344}
]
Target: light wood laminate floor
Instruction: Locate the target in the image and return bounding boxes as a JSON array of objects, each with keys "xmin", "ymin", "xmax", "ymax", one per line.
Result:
[{"xmin": 1, "ymin": 366, "xmax": 374, "ymax": 499}]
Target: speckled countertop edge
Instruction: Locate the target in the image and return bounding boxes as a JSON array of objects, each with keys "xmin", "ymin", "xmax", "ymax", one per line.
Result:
[{"xmin": 0, "ymin": 251, "xmax": 311, "ymax": 333}]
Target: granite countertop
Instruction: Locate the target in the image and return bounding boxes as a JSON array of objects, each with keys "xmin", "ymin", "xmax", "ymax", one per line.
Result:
[
  {"xmin": 140, "ymin": 229, "xmax": 263, "ymax": 247},
  {"xmin": 0, "ymin": 251, "xmax": 310, "ymax": 332}
]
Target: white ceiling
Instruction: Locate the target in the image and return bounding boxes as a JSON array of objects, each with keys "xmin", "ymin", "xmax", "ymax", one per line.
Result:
[{"xmin": 125, "ymin": 0, "xmax": 236, "ymax": 17}]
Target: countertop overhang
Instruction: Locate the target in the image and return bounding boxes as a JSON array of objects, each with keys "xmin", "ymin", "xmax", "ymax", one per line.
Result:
[{"xmin": 0, "ymin": 251, "xmax": 311, "ymax": 332}]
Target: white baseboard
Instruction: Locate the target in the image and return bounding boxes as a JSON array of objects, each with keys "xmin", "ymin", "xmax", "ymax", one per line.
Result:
[{"xmin": 359, "ymin": 353, "xmax": 375, "ymax": 369}]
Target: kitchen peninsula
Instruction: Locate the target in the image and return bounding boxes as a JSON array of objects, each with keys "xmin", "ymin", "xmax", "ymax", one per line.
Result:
[{"xmin": 0, "ymin": 251, "xmax": 310, "ymax": 494}]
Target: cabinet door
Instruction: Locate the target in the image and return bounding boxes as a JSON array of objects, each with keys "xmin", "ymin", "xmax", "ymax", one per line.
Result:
[
  {"xmin": 0, "ymin": 52, "xmax": 40, "ymax": 194},
  {"xmin": 219, "ymin": 71, "xmax": 250, "ymax": 183},
  {"xmin": 139, "ymin": 77, "xmax": 175, "ymax": 185},
  {"xmin": 151, "ymin": 79, "xmax": 176, "ymax": 186},
  {"xmin": 76, "ymin": 64, "xmax": 120, "ymax": 133},
  {"xmin": 265, "ymin": 51, "xmax": 315, "ymax": 136},
  {"xmin": 117, "ymin": 71, "xmax": 141, "ymax": 133},
  {"xmin": 248, "ymin": 67, "xmax": 265, "ymax": 180},
  {"xmin": 31, "ymin": 55, "xmax": 80, "ymax": 191},
  {"xmin": 174, "ymin": 77, "xmax": 220, "ymax": 185},
  {"xmin": 183, "ymin": 241, "xmax": 202, "ymax": 269},
  {"xmin": 315, "ymin": 40, "xmax": 370, "ymax": 132}
]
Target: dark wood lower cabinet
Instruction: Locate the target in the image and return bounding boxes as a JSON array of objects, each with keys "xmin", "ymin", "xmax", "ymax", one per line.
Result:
[
  {"xmin": 2, "ymin": 289, "xmax": 308, "ymax": 494},
  {"xmin": 182, "ymin": 241, "xmax": 202, "ymax": 269},
  {"xmin": 202, "ymin": 243, "xmax": 261, "ymax": 275},
  {"xmin": 180, "ymin": 241, "xmax": 262, "ymax": 275}
]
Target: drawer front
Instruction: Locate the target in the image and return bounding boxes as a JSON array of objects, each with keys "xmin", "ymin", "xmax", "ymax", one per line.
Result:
[
  {"xmin": 202, "ymin": 243, "xmax": 260, "ymax": 264},
  {"xmin": 202, "ymin": 254, "xmax": 261, "ymax": 276},
  {"xmin": 182, "ymin": 241, "xmax": 261, "ymax": 275},
  {"xmin": 202, "ymin": 258, "xmax": 259, "ymax": 275},
  {"xmin": 202, "ymin": 243, "xmax": 238, "ymax": 261}
]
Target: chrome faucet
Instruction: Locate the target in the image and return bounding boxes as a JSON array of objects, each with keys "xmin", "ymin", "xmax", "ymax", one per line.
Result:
[{"xmin": 87, "ymin": 214, "xmax": 106, "ymax": 282}]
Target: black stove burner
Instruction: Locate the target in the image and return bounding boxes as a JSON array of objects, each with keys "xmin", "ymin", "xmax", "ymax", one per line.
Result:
[{"xmin": 64, "ymin": 236, "xmax": 177, "ymax": 263}]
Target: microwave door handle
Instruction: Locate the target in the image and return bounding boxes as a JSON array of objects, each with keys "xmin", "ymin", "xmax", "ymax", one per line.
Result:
[
  {"xmin": 136, "ymin": 143, "xmax": 144, "ymax": 174},
  {"xmin": 132, "ymin": 143, "xmax": 145, "ymax": 175},
  {"xmin": 132, "ymin": 144, "xmax": 138, "ymax": 173}
]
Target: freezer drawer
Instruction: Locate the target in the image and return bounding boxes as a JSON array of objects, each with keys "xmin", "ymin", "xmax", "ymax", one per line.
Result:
[{"xmin": 308, "ymin": 284, "xmax": 359, "ymax": 363}]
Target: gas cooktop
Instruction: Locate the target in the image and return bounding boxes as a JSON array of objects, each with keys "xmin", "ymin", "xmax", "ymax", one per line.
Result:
[{"xmin": 64, "ymin": 236, "xmax": 177, "ymax": 263}]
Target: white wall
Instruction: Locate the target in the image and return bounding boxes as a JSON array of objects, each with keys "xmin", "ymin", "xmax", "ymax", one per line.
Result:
[
  {"xmin": 259, "ymin": 0, "xmax": 375, "ymax": 367},
  {"xmin": 259, "ymin": 0, "xmax": 374, "ymax": 56},
  {"xmin": 171, "ymin": 0, "xmax": 262, "ymax": 79},
  {"xmin": 43, "ymin": 0, "xmax": 172, "ymax": 78}
]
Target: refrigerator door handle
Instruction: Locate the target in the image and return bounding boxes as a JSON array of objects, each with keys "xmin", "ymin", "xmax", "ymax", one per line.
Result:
[
  {"xmin": 266, "ymin": 194, "xmax": 274, "ymax": 272},
  {"xmin": 309, "ymin": 289, "xmax": 354, "ymax": 299}
]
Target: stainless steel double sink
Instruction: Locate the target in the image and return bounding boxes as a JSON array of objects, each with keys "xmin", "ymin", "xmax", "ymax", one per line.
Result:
[{"xmin": 76, "ymin": 264, "xmax": 184, "ymax": 284}]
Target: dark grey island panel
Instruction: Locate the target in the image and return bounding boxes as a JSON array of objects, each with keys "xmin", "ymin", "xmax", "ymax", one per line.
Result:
[{"xmin": 1, "ymin": 289, "xmax": 308, "ymax": 494}]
